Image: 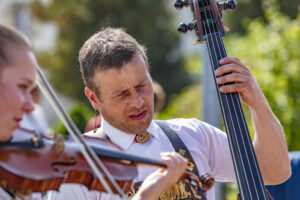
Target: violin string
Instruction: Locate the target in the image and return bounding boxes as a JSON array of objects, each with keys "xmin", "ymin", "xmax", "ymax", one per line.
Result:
[
  {"xmin": 215, "ymin": 15, "xmax": 268, "ymax": 200},
  {"xmin": 200, "ymin": 0, "xmax": 259, "ymax": 199},
  {"xmin": 36, "ymin": 68, "xmax": 113, "ymax": 195},
  {"xmin": 36, "ymin": 66, "xmax": 125, "ymax": 197}
]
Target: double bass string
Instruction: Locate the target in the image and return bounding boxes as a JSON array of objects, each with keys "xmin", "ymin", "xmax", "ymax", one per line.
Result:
[
  {"xmin": 204, "ymin": 3, "xmax": 261, "ymax": 199},
  {"xmin": 215, "ymin": 16, "xmax": 268, "ymax": 200},
  {"xmin": 210, "ymin": 4, "xmax": 268, "ymax": 199},
  {"xmin": 198, "ymin": 1, "xmax": 246, "ymax": 196},
  {"xmin": 202, "ymin": 2, "xmax": 257, "ymax": 199},
  {"xmin": 199, "ymin": 2, "xmax": 251, "ymax": 199},
  {"xmin": 201, "ymin": 0, "xmax": 267, "ymax": 199}
]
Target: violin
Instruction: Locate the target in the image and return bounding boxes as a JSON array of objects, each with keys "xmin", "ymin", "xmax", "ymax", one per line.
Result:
[
  {"xmin": 0, "ymin": 127, "xmax": 214, "ymax": 195},
  {"xmin": 174, "ymin": 0, "xmax": 274, "ymax": 199}
]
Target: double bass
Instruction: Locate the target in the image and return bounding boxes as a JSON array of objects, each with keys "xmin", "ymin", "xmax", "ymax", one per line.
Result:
[{"xmin": 174, "ymin": 0, "xmax": 274, "ymax": 199}]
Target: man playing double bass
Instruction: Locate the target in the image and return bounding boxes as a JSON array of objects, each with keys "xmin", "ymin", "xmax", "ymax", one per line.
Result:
[{"xmin": 49, "ymin": 27, "xmax": 291, "ymax": 200}]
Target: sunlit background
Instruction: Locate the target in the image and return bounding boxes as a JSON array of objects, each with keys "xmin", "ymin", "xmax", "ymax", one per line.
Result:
[{"xmin": 1, "ymin": 0, "xmax": 299, "ymax": 199}]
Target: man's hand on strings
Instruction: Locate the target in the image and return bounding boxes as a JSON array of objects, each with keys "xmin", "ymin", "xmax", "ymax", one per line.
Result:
[{"xmin": 215, "ymin": 57, "xmax": 266, "ymax": 109}]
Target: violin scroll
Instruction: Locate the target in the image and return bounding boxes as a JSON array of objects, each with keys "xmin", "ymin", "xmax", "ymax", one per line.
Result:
[
  {"xmin": 183, "ymin": 171, "xmax": 214, "ymax": 192},
  {"xmin": 199, "ymin": 173, "xmax": 215, "ymax": 191}
]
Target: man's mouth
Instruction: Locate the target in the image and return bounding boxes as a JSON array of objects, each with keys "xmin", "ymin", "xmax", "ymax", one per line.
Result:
[
  {"xmin": 129, "ymin": 110, "xmax": 147, "ymax": 120},
  {"xmin": 14, "ymin": 117, "xmax": 22, "ymax": 122},
  {"xmin": 14, "ymin": 117, "xmax": 22, "ymax": 126}
]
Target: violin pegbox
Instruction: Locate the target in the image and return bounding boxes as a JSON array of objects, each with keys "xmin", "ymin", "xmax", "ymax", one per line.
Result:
[{"xmin": 174, "ymin": 0, "xmax": 237, "ymax": 43}]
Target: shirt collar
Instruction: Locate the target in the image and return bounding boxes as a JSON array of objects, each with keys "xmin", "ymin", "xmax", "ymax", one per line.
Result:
[{"xmin": 98, "ymin": 117, "xmax": 157, "ymax": 150}]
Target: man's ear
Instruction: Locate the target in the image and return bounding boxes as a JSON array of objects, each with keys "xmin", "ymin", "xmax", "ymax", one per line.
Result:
[{"xmin": 85, "ymin": 87, "xmax": 101, "ymax": 110}]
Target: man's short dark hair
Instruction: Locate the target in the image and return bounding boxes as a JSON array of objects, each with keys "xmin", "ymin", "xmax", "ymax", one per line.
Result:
[
  {"xmin": 78, "ymin": 27, "xmax": 148, "ymax": 96},
  {"xmin": 0, "ymin": 25, "xmax": 32, "ymax": 76}
]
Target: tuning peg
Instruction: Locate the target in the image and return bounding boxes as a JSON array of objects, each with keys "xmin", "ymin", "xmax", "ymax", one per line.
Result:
[
  {"xmin": 174, "ymin": 0, "xmax": 192, "ymax": 10},
  {"xmin": 217, "ymin": 0, "xmax": 237, "ymax": 11},
  {"xmin": 177, "ymin": 22, "xmax": 196, "ymax": 33}
]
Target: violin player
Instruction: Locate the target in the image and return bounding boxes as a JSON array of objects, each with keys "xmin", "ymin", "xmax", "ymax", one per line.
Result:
[
  {"xmin": 0, "ymin": 25, "xmax": 189, "ymax": 200},
  {"xmin": 48, "ymin": 27, "xmax": 291, "ymax": 200},
  {"xmin": 0, "ymin": 24, "xmax": 40, "ymax": 200}
]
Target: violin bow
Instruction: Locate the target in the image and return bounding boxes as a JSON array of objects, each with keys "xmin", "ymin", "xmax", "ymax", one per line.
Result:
[{"xmin": 36, "ymin": 66, "xmax": 125, "ymax": 197}]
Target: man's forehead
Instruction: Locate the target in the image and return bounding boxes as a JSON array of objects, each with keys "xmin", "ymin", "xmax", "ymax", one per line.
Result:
[{"xmin": 93, "ymin": 66, "xmax": 150, "ymax": 92}]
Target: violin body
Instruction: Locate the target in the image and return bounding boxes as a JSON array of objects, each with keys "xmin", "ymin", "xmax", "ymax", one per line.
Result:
[
  {"xmin": 0, "ymin": 128, "xmax": 214, "ymax": 195},
  {"xmin": 0, "ymin": 128, "xmax": 136, "ymax": 194}
]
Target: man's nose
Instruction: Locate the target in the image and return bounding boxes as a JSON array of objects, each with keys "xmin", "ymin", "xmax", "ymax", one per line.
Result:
[
  {"xmin": 130, "ymin": 91, "xmax": 144, "ymax": 108},
  {"xmin": 23, "ymin": 93, "xmax": 35, "ymax": 113}
]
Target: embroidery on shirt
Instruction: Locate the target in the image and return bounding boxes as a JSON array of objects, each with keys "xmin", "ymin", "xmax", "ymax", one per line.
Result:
[
  {"xmin": 126, "ymin": 189, "xmax": 136, "ymax": 198},
  {"xmin": 128, "ymin": 149, "xmax": 204, "ymax": 199},
  {"xmin": 129, "ymin": 122, "xmax": 206, "ymax": 200},
  {"xmin": 179, "ymin": 148, "xmax": 195, "ymax": 171},
  {"xmin": 131, "ymin": 181, "xmax": 204, "ymax": 200}
]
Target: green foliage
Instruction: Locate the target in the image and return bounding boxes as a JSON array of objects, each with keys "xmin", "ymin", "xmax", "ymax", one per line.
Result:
[
  {"xmin": 223, "ymin": 0, "xmax": 299, "ymax": 33},
  {"xmin": 225, "ymin": 183, "xmax": 238, "ymax": 200},
  {"xmin": 224, "ymin": 4, "xmax": 300, "ymax": 150},
  {"xmin": 161, "ymin": 1, "xmax": 300, "ymax": 151},
  {"xmin": 159, "ymin": 55, "xmax": 203, "ymax": 120},
  {"xmin": 159, "ymin": 84, "xmax": 202, "ymax": 120},
  {"xmin": 31, "ymin": 0, "xmax": 191, "ymax": 103},
  {"xmin": 183, "ymin": 55, "xmax": 203, "ymax": 78},
  {"xmin": 53, "ymin": 102, "xmax": 93, "ymax": 135}
]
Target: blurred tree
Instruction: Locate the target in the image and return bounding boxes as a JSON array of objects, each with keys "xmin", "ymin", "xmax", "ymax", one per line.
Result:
[
  {"xmin": 54, "ymin": 102, "xmax": 93, "ymax": 135},
  {"xmin": 223, "ymin": 0, "xmax": 299, "ymax": 33},
  {"xmin": 160, "ymin": 3, "xmax": 300, "ymax": 198},
  {"xmin": 159, "ymin": 55, "xmax": 203, "ymax": 119},
  {"xmin": 31, "ymin": 0, "xmax": 190, "ymax": 104},
  {"xmin": 161, "ymin": 0, "xmax": 300, "ymax": 151},
  {"xmin": 225, "ymin": 1, "xmax": 300, "ymax": 150},
  {"xmin": 159, "ymin": 84, "xmax": 202, "ymax": 120}
]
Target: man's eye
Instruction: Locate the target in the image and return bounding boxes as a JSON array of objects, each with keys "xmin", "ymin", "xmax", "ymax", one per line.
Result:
[
  {"xmin": 18, "ymin": 84, "xmax": 27, "ymax": 90},
  {"xmin": 118, "ymin": 91, "xmax": 127, "ymax": 97},
  {"xmin": 137, "ymin": 84, "xmax": 146, "ymax": 89}
]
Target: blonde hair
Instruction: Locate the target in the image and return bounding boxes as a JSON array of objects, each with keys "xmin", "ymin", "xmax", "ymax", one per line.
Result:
[{"xmin": 0, "ymin": 24, "xmax": 32, "ymax": 76}]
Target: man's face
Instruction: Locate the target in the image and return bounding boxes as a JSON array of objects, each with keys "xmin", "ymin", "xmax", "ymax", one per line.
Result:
[
  {"xmin": 87, "ymin": 54, "xmax": 154, "ymax": 134},
  {"xmin": 0, "ymin": 46, "xmax": 37, "ymax": 141}
]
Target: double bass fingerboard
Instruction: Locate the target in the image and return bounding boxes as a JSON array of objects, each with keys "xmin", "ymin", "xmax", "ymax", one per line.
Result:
[{"xmin": 197, "ymin": 0, "xmax": 269, "ymax": 199}]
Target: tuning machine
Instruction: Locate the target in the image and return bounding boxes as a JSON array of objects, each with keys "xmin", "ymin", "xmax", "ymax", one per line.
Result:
[
  {"xmin": 174, "ymin": 0, "xmax": 196, "ymax": 34},
  {"xmin": 177, "ymin": 22, "xmax": 197, "ymax": 33},
  {"xmin": 217, "ymin": 0, "xmax": 237, "ymax": 12},
  {"xmin": 174, "ymin": 0, "xmax": 193, "ymax": 10}
]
